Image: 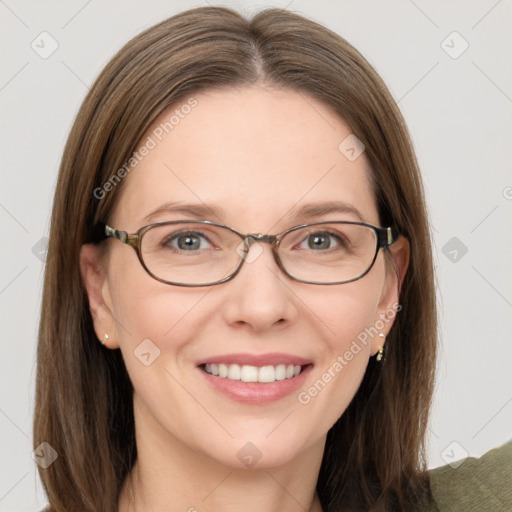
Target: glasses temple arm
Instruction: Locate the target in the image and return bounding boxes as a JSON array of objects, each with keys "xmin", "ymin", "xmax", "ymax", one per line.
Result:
[
  {"xmin": 104, "ymin": 224, "xmax": 139, "ymax": 248},
  {"xmin": 378, "ymin": 227, "xmax": 401, "ymax": 247}
]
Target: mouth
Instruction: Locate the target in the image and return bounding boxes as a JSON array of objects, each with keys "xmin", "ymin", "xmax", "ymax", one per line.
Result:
[
  {"xmin": 196, "ymin": 353, "xmax": 313, "ymax": 404},
  {"xmin": 200, "ymin": 362, "xmax": 311, "ymax": 383}
]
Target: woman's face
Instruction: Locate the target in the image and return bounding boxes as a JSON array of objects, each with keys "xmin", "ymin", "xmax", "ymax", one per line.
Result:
[{"xmin": 82, "ymin": 86, "xmax": 407, "ymax": 469}]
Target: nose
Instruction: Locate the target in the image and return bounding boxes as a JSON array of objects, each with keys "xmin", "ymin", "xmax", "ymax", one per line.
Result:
[{"xmin": 220, "ymin": 242, "xmax": 298, "ymax": 333}]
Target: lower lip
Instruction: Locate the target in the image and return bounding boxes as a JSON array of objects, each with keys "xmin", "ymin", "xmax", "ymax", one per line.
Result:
[{"xmin": 198, "ymin": 365, "xmax": 313, "ymax": 404}]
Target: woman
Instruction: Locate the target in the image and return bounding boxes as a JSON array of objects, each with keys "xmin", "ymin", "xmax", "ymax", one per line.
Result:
[{"xmin": 33, "ymin": 6, "xmax": 509, "ymax": 512}]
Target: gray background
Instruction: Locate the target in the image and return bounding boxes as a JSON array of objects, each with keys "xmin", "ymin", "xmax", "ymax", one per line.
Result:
[{"xmin": 1, "ymin": 0, "xmax": 511, "ymax": 510}]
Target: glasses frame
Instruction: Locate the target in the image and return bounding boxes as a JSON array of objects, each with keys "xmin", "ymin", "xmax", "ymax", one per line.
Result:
[{"xmin": 102, "ymin": 220, "xmax": 399, "ymax": 287}]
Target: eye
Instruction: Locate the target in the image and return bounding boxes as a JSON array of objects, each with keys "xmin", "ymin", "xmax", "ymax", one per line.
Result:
[
  {"xmin": 164, "ymin": 231, "xmax": 213, "ymax": 251},
  {"xmin": 299, "ymin": 231, "xmax": 345, "ymax": 250}
]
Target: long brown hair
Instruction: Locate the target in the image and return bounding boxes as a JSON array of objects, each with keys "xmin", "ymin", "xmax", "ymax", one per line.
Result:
[{"xmin": 34, "ymin": 6, "xmax": 437, "ymax": 511}]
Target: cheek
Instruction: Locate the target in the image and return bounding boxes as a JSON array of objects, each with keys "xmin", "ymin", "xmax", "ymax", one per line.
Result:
[
  {"xmin": 110, "ymin": 283, "xmax": 205, "ymax": 358},
  {"xmin": 106, "ymin": 249, "xmax": 208, "ymax": 373},
  {"xmin": 107, "ymin": 272, "xmax": 211, "ymax": 437},
  {"xmin": 295, "ymin": 278, "xmax": 383, "ymax": 426},
  {"xmin": 305, "ymin": 275, "xmax": 382, "ymax": 352}
]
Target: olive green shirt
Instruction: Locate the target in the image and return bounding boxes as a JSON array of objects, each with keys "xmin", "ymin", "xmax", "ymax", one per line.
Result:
[{"xmin": 429, "ymin": 440, "xmax": 512, "ymax": 511}]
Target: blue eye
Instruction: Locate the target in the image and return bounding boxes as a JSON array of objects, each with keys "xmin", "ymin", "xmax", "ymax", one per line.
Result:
[
  {"xmin": 165, "ymin": 231, "xmax": 212, "ymax": 251},
  {"xmin": 299, "ymin": 232, "xmax": 343, "ymax": 250}
]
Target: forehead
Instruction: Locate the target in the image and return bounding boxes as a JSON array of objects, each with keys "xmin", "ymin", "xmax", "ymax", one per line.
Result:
[{"xmin": 111, "ymin": 86, "xmax": 378, "ymax": 231}]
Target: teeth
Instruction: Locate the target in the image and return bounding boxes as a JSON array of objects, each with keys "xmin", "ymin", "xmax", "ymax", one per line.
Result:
[
  {"xmin": 218, "ymin": 363, "xmax": 228, "ymax": 378},
  {"xmin": 258, "ymin": 365, "xmax": 275, "ymax": 383},
  {"xmin": 203, "ymin": 363, "xmax": 304, "ymax": 383},
  {"xmin": 240, "ymin": 365, "xmax": 258, "ymax": 382},
  {"xmin": 275, "ymin": 364, "xmax": 286, "ymax": 380},
  {"xmin": 227, "ymin": 364, "xmax": 241, "ymax": 380}
]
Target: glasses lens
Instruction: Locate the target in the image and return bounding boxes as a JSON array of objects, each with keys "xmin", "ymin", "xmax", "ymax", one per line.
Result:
[
  {"xmin": 279, "ymin": 223, "xmax": 378, "ymax": 283},
  {"xmin": 140, "ymin": 222, "xmax": 242, "ymax": 285}
]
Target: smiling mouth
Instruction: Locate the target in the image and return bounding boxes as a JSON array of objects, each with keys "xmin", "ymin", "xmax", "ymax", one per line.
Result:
[{"xmin": 201, "ymin": 363, "xmax": 310, "ymax": 383}]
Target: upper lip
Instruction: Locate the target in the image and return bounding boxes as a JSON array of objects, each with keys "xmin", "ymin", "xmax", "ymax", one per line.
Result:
[{"xmin": 196, "ymin": 353, "xmax": 313, "ymax": 367}]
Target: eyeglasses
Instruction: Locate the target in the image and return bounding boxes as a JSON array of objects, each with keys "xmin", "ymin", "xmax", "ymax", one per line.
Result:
[{"xmin": 102, "ymin": 220, "xmax": 398, "ymax": 287}]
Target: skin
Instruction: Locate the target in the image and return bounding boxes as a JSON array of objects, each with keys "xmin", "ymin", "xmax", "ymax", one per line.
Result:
[{"xmin": 80, "ymin": 85, "xmax": 409, "ymax": 512}]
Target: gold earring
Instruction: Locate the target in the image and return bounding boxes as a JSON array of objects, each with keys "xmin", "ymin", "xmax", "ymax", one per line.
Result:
[
  {"xmin": 100, "ymin": 333, "xmax": 109, "ymax": 346},
  {"xmin": 376, "ymin": 333, "xmax": 385, "ymax": 362}
]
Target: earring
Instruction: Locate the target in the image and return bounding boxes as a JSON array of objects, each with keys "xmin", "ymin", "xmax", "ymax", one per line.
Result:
[
  {"xmin": 376, "ymin": 333, "xmax": 385, "ymax": 362},
  {"xmin": 100, "ymin": 333, "xmax": 109, "ymax": 346}
]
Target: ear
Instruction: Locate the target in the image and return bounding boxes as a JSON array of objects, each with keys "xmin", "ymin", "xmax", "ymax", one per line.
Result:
[
  {"xmin": 371, "ymin": 235, "xmax": 410, "ymax": 355},
  {"xmin": 80, "ymin": 243, "xmax": 120, "ymax": 349}
]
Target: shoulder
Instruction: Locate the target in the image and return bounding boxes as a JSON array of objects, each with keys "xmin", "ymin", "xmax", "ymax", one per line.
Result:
[{"xmin": 428, "ymin": 440, "xmax": 512, "ymax": 512}]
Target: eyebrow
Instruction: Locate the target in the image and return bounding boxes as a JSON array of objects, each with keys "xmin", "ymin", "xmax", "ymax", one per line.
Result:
[{"xmin": 142, "ymin": 200, "xmax": 365, "ymax": 225}]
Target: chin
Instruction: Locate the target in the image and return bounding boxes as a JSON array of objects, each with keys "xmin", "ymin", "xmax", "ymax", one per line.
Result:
[{"xmin": 203, "ymin": 429, "xmax": 315, "ymax": 470}]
